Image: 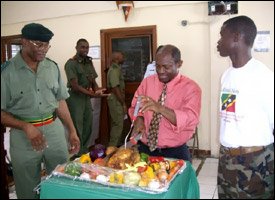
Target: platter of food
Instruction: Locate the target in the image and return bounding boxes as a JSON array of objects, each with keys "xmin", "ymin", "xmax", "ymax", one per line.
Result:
[{"xmin": 51, "ymin": 145, "xmax": 186, "ymax": 194}]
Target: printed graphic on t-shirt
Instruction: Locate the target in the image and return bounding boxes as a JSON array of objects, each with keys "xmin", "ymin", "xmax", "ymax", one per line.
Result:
[{"xmin": 221, "ymin": 93, "xmax": 236, "ymax": 113}]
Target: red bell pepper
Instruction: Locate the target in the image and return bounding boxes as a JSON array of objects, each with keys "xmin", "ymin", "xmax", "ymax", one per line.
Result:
[{"xmin": 148, "ymin": 156, "xmax": 164, "ymax": 163}]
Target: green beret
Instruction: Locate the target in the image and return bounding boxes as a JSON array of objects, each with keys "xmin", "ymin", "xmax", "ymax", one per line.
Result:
[{"xmin": 21, "ymin": 23, "xmax": 54, "ymax": 42}]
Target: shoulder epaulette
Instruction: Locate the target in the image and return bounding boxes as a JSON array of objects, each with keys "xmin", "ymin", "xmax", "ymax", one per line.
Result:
[
  {"xmin": 1, "ymin": 61, "xmax": 11, "ymax": 73},
  {"xmin": 46, "ymin": 57, "xmax": 58, "ymax": 67},
  {"xmin": 69, "ymin": 55, "xmax": 77, "ymax": 60}
]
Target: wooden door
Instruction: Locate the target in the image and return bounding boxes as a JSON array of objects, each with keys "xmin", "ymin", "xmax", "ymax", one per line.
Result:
[
  {"xmin": 1, "ymin": 35, "xmax": 22, "ymax": 63},
  {"xmin": 1, "ymin": 35, "xmax": 22, "ymax": 199},
  {"xmin": 98, "ymin": 25, "xmax": 157, "ymax": 146}
]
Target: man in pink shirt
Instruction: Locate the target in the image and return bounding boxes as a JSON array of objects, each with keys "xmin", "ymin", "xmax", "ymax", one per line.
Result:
[{"xmin": 128, "ymin": 44, "xmax": 201, "ymax": 161}]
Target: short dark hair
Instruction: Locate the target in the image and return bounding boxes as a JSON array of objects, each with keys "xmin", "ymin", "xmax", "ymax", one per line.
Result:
[
  {"xmin": 157, "ymin": 44, "xmax": 181, "ymax": 63},
  {"xmin": 223, "ymin": 16, "xmax": 257, "ymax": 47},
  {"xmin": 76, "ymin": 38, "xmax": 88, "ymax": 46},
  {"xmin": 111, "ymin": 50, "xmax": 124, "ymax": 61},
  {"xmin": 112, "ymin": 50, "xmax": 124, "ymax": 57},
  {"xmin": 171, "ymin": 46, "xmax": 181, "ymax": 63},
  {"xmin": 156, "ymin": 45, "xmax": 164, "ymax": 53}
]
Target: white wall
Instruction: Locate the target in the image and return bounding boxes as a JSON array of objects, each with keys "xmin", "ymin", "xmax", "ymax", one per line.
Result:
[{"xmin": 1, "ymin": 1, "xmax": 274, "ymax": 157}]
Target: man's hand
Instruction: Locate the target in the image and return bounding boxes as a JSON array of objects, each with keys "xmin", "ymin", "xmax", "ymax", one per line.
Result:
[
  {"xmin": 88, "ymin": 87, "xmax": 110, "ymax": 97},
  {"xmin": 140, "ymin": 95, "xmax": 161, "ymax": 113},
  {"xmin": 132, "ymin": 117, "xmax": 146, "ymax": 137},
  {"xmin": 68, "ymin": 131, "xmax": 80, "ymax": 154},
  {"xmin": 95, "ymin": 88, "xmax": 107, "ymax": 95},
  {"xmin": 23, "ymin": 123, "xmax": 48, "ymax": 152}
]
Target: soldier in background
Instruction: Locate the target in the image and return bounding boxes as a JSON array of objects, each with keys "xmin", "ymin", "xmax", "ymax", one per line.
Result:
[
  {"xmin": 65, "ymin": 38, "xmax": 106, "ymax": 158},
  {"xmin": 107, "ymin": 51, "xmax": 127, "ymax": 147}
]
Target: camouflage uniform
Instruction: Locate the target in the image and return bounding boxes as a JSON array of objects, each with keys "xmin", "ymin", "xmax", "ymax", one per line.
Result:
[{"xmin": 218, "ymin": 144, "xmax": 274, "ymax": 199}]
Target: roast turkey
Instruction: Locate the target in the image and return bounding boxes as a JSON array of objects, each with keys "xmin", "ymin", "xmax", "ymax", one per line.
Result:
[{"xmin": 106, "ymin": 147, "xmax": 140, "ymax": 170}]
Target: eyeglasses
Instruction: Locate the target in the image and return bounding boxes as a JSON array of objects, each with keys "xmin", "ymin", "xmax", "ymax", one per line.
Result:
[{"xmin": 29, "ymin": 40, "xmax": 51, "ymax": 50}]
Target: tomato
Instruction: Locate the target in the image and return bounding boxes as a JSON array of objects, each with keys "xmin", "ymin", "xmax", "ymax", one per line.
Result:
[
  {"xmin": 93, "ymin": 158, "xmax": 106, "ymax": 166},
  {"xmin": 176, "ymin": 159, "xmax": 184, "ymax": 167},
  {"xmin": 137, "ymin": 166, "xmax": 148, "ymax": 173}
]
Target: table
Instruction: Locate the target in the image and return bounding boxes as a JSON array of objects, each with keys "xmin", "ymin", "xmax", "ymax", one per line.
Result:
[{"xmin": 40, "ymin": 161, "xmax": 199, "ymax": 199}]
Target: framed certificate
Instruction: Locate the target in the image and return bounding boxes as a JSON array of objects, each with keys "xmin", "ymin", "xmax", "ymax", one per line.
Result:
[
  {"xmin": 88, "ymin": 45, "xmax": 100, "ymax": 59},
  {"xmin": 254, "ymin": 31, "xmax": 270, "ymax": 52}
]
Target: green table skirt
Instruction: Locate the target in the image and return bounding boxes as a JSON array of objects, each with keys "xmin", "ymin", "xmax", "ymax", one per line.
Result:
[{"xmin": 40, "ymin": 161, "xmax": 199, "ymax": 199}]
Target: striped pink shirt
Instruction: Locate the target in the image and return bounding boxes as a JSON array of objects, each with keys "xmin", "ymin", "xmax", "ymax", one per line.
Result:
[{"xmin": 129, "ymin": 73, "xmax": 201, "ymax": 148}]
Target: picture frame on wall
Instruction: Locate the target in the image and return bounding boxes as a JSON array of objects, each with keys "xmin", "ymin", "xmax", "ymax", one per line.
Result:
[
  {"xmin": 254, "ymin": 31, "xmax": 270, "ymax": 52},
  {"xmin": 88, "ymin": 45, "xmax": 100, "ymax": 59}
]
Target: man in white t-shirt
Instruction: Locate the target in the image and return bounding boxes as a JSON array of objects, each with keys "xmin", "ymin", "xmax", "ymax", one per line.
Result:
[
  {"xmin": 217, "ymin": 16, "xmax": 274, "ymax": 199},
  {"xmin": 143, "ymin": 45, "xmax": 163, "ymax": 79}
]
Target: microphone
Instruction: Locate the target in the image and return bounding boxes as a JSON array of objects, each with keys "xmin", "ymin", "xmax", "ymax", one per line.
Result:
[{"xmin": 132, "ymin": 96, "xmax": 141, "ymax": 122}]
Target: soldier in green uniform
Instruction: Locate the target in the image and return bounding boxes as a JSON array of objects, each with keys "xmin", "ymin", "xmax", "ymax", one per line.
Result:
[
  {"xmin": 107, "ymin": 51, "xmax": 127, "ymax": 146},
  {"xmin": 1, "ymin": 23, "xmax": 80, "ymax": 199},
  {"xmin": 65, "ymin": 38, "xmax": 106, "ymax": 157}
]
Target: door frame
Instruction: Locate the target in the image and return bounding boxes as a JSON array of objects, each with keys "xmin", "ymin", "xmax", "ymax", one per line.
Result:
[
  {"xmin": 1, "ymin": 34, "xmax": 22, "ymax": 198},
  {"xmin": 98, "ymin": 25, "xmax": 157, "ymax": 146},
  {"xmin": 1, "ymin": 34, "xmax": 22, "ymax": 63},
  {"xmin": 100, "ymin": 25, "xmax": 157, "ymax": 88}
]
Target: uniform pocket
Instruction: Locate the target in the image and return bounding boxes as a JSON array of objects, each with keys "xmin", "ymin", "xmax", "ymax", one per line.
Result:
[{"xmin": 10, "ymin": 85, "xmax": 35, "ymax": 108}]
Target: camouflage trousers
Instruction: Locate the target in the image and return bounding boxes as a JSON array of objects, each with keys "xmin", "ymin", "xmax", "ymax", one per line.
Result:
[{"xmin": 218, "ymin": 143, "xmax": 274, "ymax": 199}]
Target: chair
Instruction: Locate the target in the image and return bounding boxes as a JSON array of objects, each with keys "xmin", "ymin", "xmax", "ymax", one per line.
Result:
[{"xmin": 191, "ymin": 127, "xmax": 199, "ymax": 158}]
